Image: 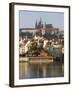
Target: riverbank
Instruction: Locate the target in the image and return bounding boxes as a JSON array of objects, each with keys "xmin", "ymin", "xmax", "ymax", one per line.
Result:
[{"xmin": 19, "ymin": 56, "xmax": 53, "ymax": 63}]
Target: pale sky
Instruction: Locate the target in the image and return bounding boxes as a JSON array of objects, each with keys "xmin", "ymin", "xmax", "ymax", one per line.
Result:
[{"xmin": 19, "ymin": 10, "xmax": 64, "ymax": 30}]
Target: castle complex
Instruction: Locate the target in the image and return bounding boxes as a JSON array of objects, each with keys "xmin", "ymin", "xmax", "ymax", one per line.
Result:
[{"xmin": 19, "ymin": 18, "xmax": 64, "ymax": 39}]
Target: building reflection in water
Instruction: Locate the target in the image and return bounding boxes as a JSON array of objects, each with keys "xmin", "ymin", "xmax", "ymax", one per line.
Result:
[{"xmin": 19, "ymin": 61, "xmax": 64, "ymax": 79}]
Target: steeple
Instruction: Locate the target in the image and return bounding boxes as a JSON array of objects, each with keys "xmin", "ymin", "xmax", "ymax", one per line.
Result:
[
  {"xmin": 35, "ymin": 20, "xmax": 38, "ymax": 28},
  {"xmin": 35, "ymin": 18, "xmax": 44, "ymax": 29},
  {"xmin": 39, "ymin": 17, "xmax": 42, "ymax": 25},
  {"xmin": 38, "ymin": 17, "xmax": 43, "ymax": 29}
]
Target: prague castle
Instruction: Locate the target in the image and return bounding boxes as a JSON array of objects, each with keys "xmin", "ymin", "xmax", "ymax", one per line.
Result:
[{"xmin": 19, "ymin": 18, "xmax": 61, "ymax": 39}]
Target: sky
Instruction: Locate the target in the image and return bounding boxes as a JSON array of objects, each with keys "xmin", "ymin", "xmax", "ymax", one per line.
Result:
[{"xmin": 19, "ymin": 10, "xmax": 64, "ymax": 30}]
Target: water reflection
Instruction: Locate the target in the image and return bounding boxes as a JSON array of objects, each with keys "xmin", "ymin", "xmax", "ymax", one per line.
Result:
[{"xmin": 19, "ymin": 61, "xmax": 64, "ymax": 79}]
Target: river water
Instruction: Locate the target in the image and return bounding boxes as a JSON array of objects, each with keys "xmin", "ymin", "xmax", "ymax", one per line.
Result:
[{"xmin": 19, "ymin": 61, "xmax": 64, "ymax": 79}]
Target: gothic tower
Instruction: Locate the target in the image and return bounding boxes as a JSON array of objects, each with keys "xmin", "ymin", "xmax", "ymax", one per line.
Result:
[{"xmin": 35, "ymin": 20, "xmax": 38, "ymax": 28}]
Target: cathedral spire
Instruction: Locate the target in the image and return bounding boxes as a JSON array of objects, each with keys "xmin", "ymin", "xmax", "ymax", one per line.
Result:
[
  {"xmin": 39, "ymin": 17, "xmax": 42, "ymax": 25},
  {"xmin": 38, "ymin": 17, "xmax": 43, "ymax": 28},
  {"xmin": 35, "ymin": 20, "xmax": 38, "ymax": 28}
]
